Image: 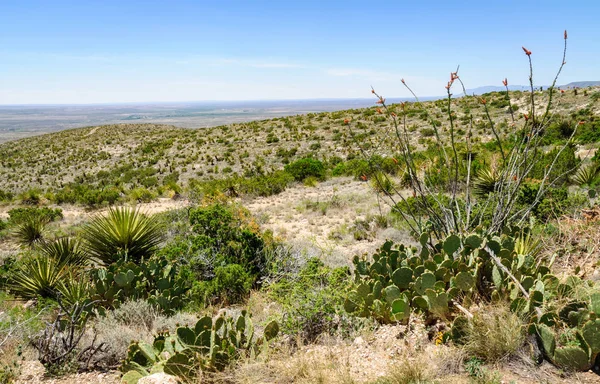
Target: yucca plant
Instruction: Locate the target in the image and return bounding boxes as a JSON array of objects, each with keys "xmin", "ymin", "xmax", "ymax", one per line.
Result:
[
  {"xmin": 56, "ymin": 273, "xmax": 92, "ymax": 307},
  {"xmin": 10, "ymin": 256, "xmax": 70, "ymax": 298},
  {"xmin": 571, "ymin": 163, "xmax": 599, "ymax": 186},
  {"xmin": 472, "ymin": 167, "xmax": 502, "ymax": 198},
  {"xmin": 80, "ymin": 206, "xmax": 164, "ymax": 265},
  {"xmin": 514, "ymin": 232, "xmax": 542, "ymax": 260},
  {"xmin": 14, "ymin": 216, "xmax": 48, "ymax": 248},
  {"xmin": 39, "ymin": 237, "xmax": 89, "ymax": 267}
]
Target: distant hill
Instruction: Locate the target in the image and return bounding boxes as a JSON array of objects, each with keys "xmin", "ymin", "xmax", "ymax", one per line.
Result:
[
  {"xmin": 466, "ymin": 81, "xmax": 600, "ymax": 95},
  {"xmin": 560, "ymin": 81, "xmax": 600, "ymax": 88},
  {"xmin": 465, "ymin": 85, "xmax": 531, "ymax": 95}
]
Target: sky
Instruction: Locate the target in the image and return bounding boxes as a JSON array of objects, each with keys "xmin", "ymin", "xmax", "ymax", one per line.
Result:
[{"xmin": 0, "ymin": 0, "xmax": 598, "ymax": 104}]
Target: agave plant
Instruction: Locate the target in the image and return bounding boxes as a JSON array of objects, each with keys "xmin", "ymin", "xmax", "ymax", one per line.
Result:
[
  {"xmin": 571, "ymin": 163, "xmax": 599, "ymax": 186},
  {"xmin": 10, "ymin": 256, "xmax": 70, "ymax": 298},
  {"xmin": 56, "ymin": 273, "xmax": 92, "ymax": 307},
  {"xmin": 473, "ymin": 167, "xmax": 501, "ymax": 198},
  {"xmin": 13, "ymin": 216, "xmax": 48, "ymax": 248},
  {"xmin": 39, "ymin": 237, "xmax": 89, "ymax": 267},
  {"xmin": 81, "ymin": 206, "xmax": 164, "ymax": 265}
]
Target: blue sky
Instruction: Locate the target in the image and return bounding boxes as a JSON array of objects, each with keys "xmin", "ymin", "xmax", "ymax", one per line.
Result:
[{"xmin": 0, "ymin": 0, "xmax": 598, "ymax": 104}]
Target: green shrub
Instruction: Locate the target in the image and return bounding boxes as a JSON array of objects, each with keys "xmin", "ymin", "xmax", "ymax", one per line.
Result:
[
  {"xmin": 128, "ymin": 187, "xmax": 156, "ymax": 203},
  {"xmin": 18, "ymin": 189, "xmax": 41, "ymax": 205},
  {"xmin": 284, "ymin": 157, "xmax": 326, "ymax": 181},
  {"xmin": 265, "ymin": 258, "xmax": 357, "ymax": 342},
  {"xmin": 190, "ymin": 264, "xmax": 252, "ymax": 306},
  {"xmin": 189, "ymin": 204, "xmax": 266, "ymax": 277},
  {"xmin": 7, "ymin": 207, "xmax": 63, "ymax": 225},
  {"xmin": 0, "ymin": 189, "xmax": 13, "ymax": 202}
]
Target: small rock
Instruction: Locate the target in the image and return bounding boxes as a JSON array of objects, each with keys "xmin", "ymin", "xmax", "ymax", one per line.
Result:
[
  {"xmin": 138, "ymin": 372, "xmax": 179, "ymax": 384},
  {"xmin": 592, "ymin": 269, "xmax": 600, "ymax": 282},
  {"xmin": 353, "ymin": 336, "xmax": 364, "ymax": 345}
]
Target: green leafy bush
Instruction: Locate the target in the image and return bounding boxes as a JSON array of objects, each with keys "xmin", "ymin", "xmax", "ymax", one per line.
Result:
[
  {"xmin": 188, "ymin": 203, "xmax": 266, "ymax": 277},
  {"xmin": 190, "ymin": 264, "xmax": 252, "ymax": 306},
  {"xmin": 266, "ymin": 258, "xmax": 358, "ymax": 342},
  {"xmin": 284, "ymin": 157, "xmax": 325, "ymax": 181},
  {"xmin": 7, "ymin": 207, "xmax": 63, "ymax": 225}
]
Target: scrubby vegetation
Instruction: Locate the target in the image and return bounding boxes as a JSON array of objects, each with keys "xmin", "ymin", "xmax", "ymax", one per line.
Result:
[{"xmin": 1, "ymin": 31, "xmax": 600, "ymax": 383}]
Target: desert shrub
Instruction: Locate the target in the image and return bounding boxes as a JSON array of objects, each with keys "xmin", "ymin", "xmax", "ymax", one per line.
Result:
[
  {"xmin": 189, "ymin": 264, "xmax": 253, "ymax": 306},
  {"xmin": 7, "ymin": 206, "xmax": 63, "ymax": 225},
  {"xmin": 284, "ymin": 157, "xmax": 325, "ymax": 181},
  {"xmin": 53, "ymin": 185, "xmax": 122, "ymax": 206},
  {"xmin": 576, "ymin": 120, "xmax": 600, "ymax": 143},
  {"xmin": 265, "ymin": 258, "xmax": 359, "ymax": 342},
  {"xmin": 529, "ymin": 143, "xmax": 579, "ymax": 185},
  {"xmin": 421, "ymin": 127, "xmax": 435, "ymax": 137},
  {"xmin": 541, "ymin": 119, "xmax": 575, "ymax": 144},
  {"xmin": 188, "ymin": 203, "xmax": 267, "ymax": 277},
  {"xmin": 108, "ymin": 299, "xmax": 159, "ymax": 329},
  {"xmin": 128, "ymin": 187, "xmax": 156, "ymax": 203},
  {"xmin": 0, "ymin": 219, "xmax": 6, "ymax": 232},
  {"xmin": 0, "ymin": 189, "xmax": 13, "ymax": 202},
  {"xmin": 189, "ymin": 170, "xmax": 294, "ymax": 198},
  {"xmin": 518, "ymin": 183, "xmax": 588, "ymax": 221},
  {"xmin": 18, "ymin": 189, "xmax": 41, "ymax": 205}
]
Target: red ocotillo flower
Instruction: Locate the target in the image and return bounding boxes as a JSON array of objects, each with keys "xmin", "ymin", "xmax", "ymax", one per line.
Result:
[
  {"xmin": 371, "ymin": 89, "xmax": 376, "ymax": 94},
  {"xmin": 392, "ymin": 157, "xmax": 398, "ymax": 164},
  {"xmin": 502, "ymin": 78, "xmax": 508, "ymax": 87},
  {"xmin": 377, "ymin": 108, "xmax": 383, "ymax": 114},
  {"xmin": 523, "ymin": 113, "xmax": 530, "ymax": 121},
  {"xmin": 344, "ymin": 118, "xmax": 350, "ymax": 124},
  {"xmin": 522, "ymin": 46, "xmax": 532, "ymax": 56},
  {"xmin": 401, "ymin": 78, "xmax": 406, "ymax": 84},
  {"xmin": 564, "ymin": 30, "xmax": 568, "ymax": 40},
  {"xmin": 480, "ymin": 98, "xmax": 487, "ymax": 105},
  {"xmin": 360, "ymin": 175, "xmax": 368, "ymax": 181}
]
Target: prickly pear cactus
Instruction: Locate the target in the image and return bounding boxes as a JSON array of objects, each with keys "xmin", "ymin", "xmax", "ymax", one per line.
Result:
[
  {"xmin": 91, "ymin": 258, "xmax": 188, "ymax": 314},
  {"xmin": 120, "ymin": 311, "xmax": 280, "ymax": 383}
]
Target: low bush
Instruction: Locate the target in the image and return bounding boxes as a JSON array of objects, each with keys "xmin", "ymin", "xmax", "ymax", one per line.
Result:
[
  {"xmin": 7, "ymin": 206, "xmax": 63, "ymax": 225},
  {"xmin": 265, "ymin": 258, "xmax": 359, "ymax": 342},
  {"xmin": 189, "ymin": 264, "xmax": 253, "ymax": 306},
  {"xmin": 284, "ymin": 157, "xmax": 325, "ymax": 181}
]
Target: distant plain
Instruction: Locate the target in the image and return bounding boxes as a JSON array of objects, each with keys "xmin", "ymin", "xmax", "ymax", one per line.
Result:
[{"xmin": 0, "ymin": 99, "xmax": 409, "ymax": 142}]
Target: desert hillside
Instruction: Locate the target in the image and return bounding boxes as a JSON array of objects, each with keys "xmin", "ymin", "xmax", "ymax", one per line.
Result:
[{"xmin": 2, "ymin": 84, "xmax": 600, "ymax": 384}]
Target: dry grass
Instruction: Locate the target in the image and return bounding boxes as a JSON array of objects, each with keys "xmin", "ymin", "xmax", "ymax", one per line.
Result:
[
  {"xmin": 541, "ymin": 215, "xmax": 600, "ymax": 277},
  {"xmin": 463, "ymin": 304, "xmax": 527, "ymax": 364}
]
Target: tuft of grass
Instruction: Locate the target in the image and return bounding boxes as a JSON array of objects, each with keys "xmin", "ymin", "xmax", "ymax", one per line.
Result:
[
  {"xmin": 463, "ymin": 305, "xmax": 526, "ymax": 363},
  {"xmin": 375, "ymin": 357, "xmax": 435, "ymax": 384}
]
